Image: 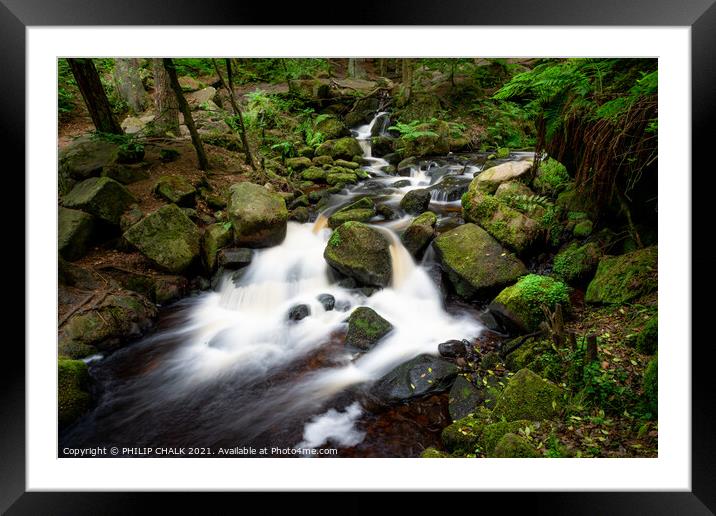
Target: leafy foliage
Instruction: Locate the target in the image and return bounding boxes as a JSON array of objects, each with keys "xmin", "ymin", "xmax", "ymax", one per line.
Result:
[{"xmin": 387, "ymin": 120, "xmax": 439, "ymax": 140}]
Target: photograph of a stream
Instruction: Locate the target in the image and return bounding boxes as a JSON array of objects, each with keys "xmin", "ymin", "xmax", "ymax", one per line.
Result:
[{"xmin": 58, "ymin": 57, "xmax": 658, "ymax": 458}]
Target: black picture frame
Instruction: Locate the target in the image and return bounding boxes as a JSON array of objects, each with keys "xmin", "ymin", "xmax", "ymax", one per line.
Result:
[{"xmin": 5, "ymin": 0, "xmax": 713, "ymax": 513}]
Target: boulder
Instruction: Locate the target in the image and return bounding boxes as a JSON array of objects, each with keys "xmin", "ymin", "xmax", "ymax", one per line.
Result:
[
  {"xmin": 490, "ymin": 433, "xmax": 540, "ymax": 458},
  {"xmin": 494, "ymin": 180, "xmax": 535, "ymax": 200},
  {"xmin": 63, "ymin": 177, "xmax": 136, "ymax": 226},
  {"xmin": 217, "ymin": 247, "xmax": 253, "ymax": 270},
  {"xmin": 440, "ymin": 407, "xmax": 492, "ymax": 454},
  {"xmin": 491, "ymin": 368, "xmax": 563, "ymax": 422},
  {"xmin": 473, "ymin": 160, "xmax": 533, "ymax": 194},
  {"xmin": 153, "ymin": 175, "xmax": 197, "ymax": 207},
  {"xmin": 58, "ymin": 358, "xmax": 91, "ymax": 428},
  {"xmin": 227, "ymin": 182, "xmax": 288, "ymax": 248},
  {"xmin": 289, "ymin": 207, "xmax": 310, "ymax": 223},
  {"xmin": 185, "ymin": 86, "xmax": 216, "ymax": 109},
  {"xmin": 326, "ymin": 172, "xmax": 358, "ymax": 186},
  {"xmin": 123, "ymin": 204, "xmax": 201, "ymax": 273},
  {"xmin": 178, "ymin": 76, "xmax": 204, "ymax": 91},
  {"xmin": 314, "ymin": 115, "xmax": 349, "ymax": 140},
  {"xmin": 328, "ymin": 198, "xmax": 376, "ymax": 229},
  {"xmin": 324, "ymin": 222, "xmax": 392, "ymax": 287},
  {"xmin": 370, "ymin": 354, "xmax": 458, "ymax": 403},
  {"xmin": 317, "ymin": 293, "xmax": 335, "ymax": 311},
  {"xmin": 58, "ymin": 207, "xmax": 94, "ymax": 261},
  {"xmin": 399, "ymin": 188, "xmax": 431, "ymax": 215},
  {"xmin": 438, "ymin": 339, "xmax": 468, "ymax": 359},
  {"xmin": 59, "ymin": 135, "xmax": 120, "ymax": 182},
  {"xmin": 100, "ymin": 163, "xmax": 150, "ymax": 185},
  {"xmin": 643, "ymin": 354, "xmax": 658, "ymax": 415},
  {"xmin": 428, "ymin": 175, "xmax": 471, "ymax": 202},
  {"xmin": 288, "ymin": 304, "xmax": 311, "ymax": 321},
  {"xmin": 480, "ymin": 419, "xmax": 533, "ymax": 455},
  {"xmin": 432, "ymin": 223, "xmax": 527, "ymax": 299},
  {"xmin": 345, "ymin": 307, "xmax": 393, "ymax": 351},
  {"xmin": 585, "ymin": 246, "xmax": 658, "ymax": 304},
  {"xmin": 448, "ymin": 376, "xmax": 483, "ymax": 421},
  {"xmin": 401, "ymin": 211, "xmax": 437, "ymax": 257},
  {"xmin": 489, "ymin": 274, "xmax": 570, "ymax": 333},
  {"xmin": 532, "ymin": 157, "xmax": 569, "ymax": 196},
  {"xmin": 636, "ymin": 315, "xmax": 658, "ymax": 355},
  {"xmin": 302, "ymin": 167, "xmax": 328, "ymax": 182},
  {"xmin": 396, "ymin": 120, "xmax": 450, "ymax": 158},
  {"xmin": 371, "ymin": 136, "xmax": 395, "ymax": 157},
  {"xmin": 573, "ymin": 219, "xmax": 593, "ymax": 238},
  {"xmin": 333, "ymin": 159, "xmax": 360, "ymax": 170},
  {"xmin": 552, "ymin": 241, "xmax": 602, "ymax": 284},
  {"xmin": 202, "ymin": 223, "xmax": 232, "ymax": 271},
  {"xmin": 315, "ymin": 137, "xmax": 363, "ymax": 161},
  {"xmin": 286, "ymin": 156, "xmax": 313, "ymax": 171},
  {"xmin": 312, "ymin": 155, "xmax": 334, "ymax": 166}
]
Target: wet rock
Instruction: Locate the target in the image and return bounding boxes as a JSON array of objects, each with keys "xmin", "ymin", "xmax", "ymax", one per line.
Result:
[
  {"xmin": 217, "ymin": 247, "xmax": 253, "ymax": 270},
  {"xmin": 428, "ymin": 175, "xmax": 471, "ymax": 202},
  {"xmin": 371, "ymin": 136, "xmax": 395, "ymax": 157},
  {"xmin": 345, "ymin": 307, "xmax": 393, "ymax": 351},
  {"xmin": 228, "ymin": 182, "xmax": 288, "ymax": 248},
  {"xmin": 315, "ymin": 137, "xmax": 363, "ymax": 161},
  {"xmin": 317, "ymin": 293, "xmax": 335, "ymax": 311},
  {"xmin": 288, "ymin": 304, "xmax": 311, "ymax": 321},
  {"xmin": 473, "ymin": 160, "xmax": 533, "ymax": 194},
  {"xmin": 123, "ymin": 204, "xmax": 201, "ymax": 273},
  {"xmin": 289, "ymin": 207, "xmax": 310, "ymax": 223},
  {"xmin": 448, "ymin": 375, "xmax": 483, "ymax": 421},
  {"xmin": 289, "ymin": 195, "xmax": 310, "ymax": 210},
  {"xmin": 324, "ymin": 222, "xmax": 392, "ymax": 288},
  {"xmin": 400, "ymin": 188, "xmax": 431, "ymax": 215},
  {"xmin": 58, "ymin": 358, "xmax": 91, "ymax": 428},
  {"xmin": 438, "ymin": 339, "xmax": 468, "ymax": 359},
  {"xmin": 63, "ymin": 177, "xmax": 136, "ymax": 226},
  {"xmin": 491, "ymin": 368, "xmax": 563, "ymax": 422},
  {"xmin": 397, "ymin": 157, "xmax": 417, "ymax": 175},
  {"xmin": 585, "ymin": 246, "xmax": 657, "ymax": 304},
  {"xmin": 154, "ymin": 275, "xmax": 189, "ymax": 304},
  {"xmin": 382, "ymin": 152, "xmax": 402, "ymax": 165},
  {"xmin": 333, "ymin": 159, "xmax": 360, "ymax": 170},
  {"xmin": 432, "ymin": 223, "xmax": 527, "ymax": 299},
  {"xmin": 401, "ymin": 211, "xmax": 437, "ymax": 257},
  {"xmin": 326, "ymin": 172, "xmax": 358, "ymax": 186},
  {"xmin": 58, "ymin": 207, "xmax": 95, "ymax": 261},
  {"xmin": 370, "ymin": 354, "xmax": 458, "ymax": 403},
  {"xmin": 328, "ymin": 197, "xmax": 376, "ymax": 228},
  {"xmin": 202, "ymin": 223, "xmax": 232, "ymax": 272},
  {"xmin": 376, "ymin": 203, "xmax": 399, "ymax": 220},
  {"xmin": 392, "ymin": 179, "xmax": 411, "ymax": 188},
  {"xmin": 334, "ymin": 299, "xmax": 351, "ymax": 312}
]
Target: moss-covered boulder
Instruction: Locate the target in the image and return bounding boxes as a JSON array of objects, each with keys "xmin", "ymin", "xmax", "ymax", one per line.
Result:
[
  {"xmin": 401, "ymin": 211, "xmax": 437, "ymax": 257},
  {"xmin": 637, "ymin": 315, "xmax": 658, "ymax": 355},
  {"xmin": 58, "ymin": 207, "xmax": 95, "ymax": 261},
  {"xmin": 227, "ymin": 182, "xmax": 288, "ymax": 248},
  {"xmin": 58, "ymin": 358, "xmax": 91, "ymax": 428},
  {"xmin": 315, "ymin": 137, "xmax": 363, "ymax": 161},
  {"xmin": 153, "ymin": 175, "xmax": 196, "ymax": 207},
  {"xmin": 480, "ymin": 419, "xmax": 532, "ymax": 455},
  {"xmin": 314, "ymin": 115, "xmax": 349, "ymax": 140},
  {"xmin": 59, "ymin": 135, "xmax": 119, "ymax": 183},
  {"xmin": 494, "ymin": 180, "xmax": 535, "ymax": 200},
  {"xmin": 63, "ymin": 177, "xmax": 136, "ymax": 226},
  {"xmin": 123, "ymin": 204, "xmax": 201, "ymax": 273},
  {"xmin": 100, "ymin": 163, "xmax": 150, "ymax": 185},
  {"xmin": 324, "ymin": 221, "xmax": 392, "ymax": 287},
  {"xmin": 532, "ymin": 157, "xmax": 569, "ymax": 196},
  {"xmin": 302, "ymin": 167, "xmax": 328, "ymax": 182},
  {"xmin": 489, "ymin": 274, "xmax": 570, "ymax": 333},
  {"xmin": 202, "ymin": 223, "xmax": 232, "ymax": 272},
  {"xmin": 441, "ymin": 408, "xmax": 492, "ymax": 454},
  {"xmin": 573, "ymin": 219, "xmax": 593, "ymax": 238},
  {"xmin": 461, "ymin": 187, "xmax": 542, "ymax": 254},
  {"xmin": 556, "ymin": 184, "xmax": 597, "ymax": 216},
  {"xmin": 328, "ymin": 198, "xmax": 376, "ymax": 229},
  {"xmin": 400, "ymin": 188, "xmax": 431, "ymax": 215},
  {"xmin": 448, "ymin": 375, "xmax": 483, "ymax": 421},
  {"xmin": 345, "ymin": 307, "xmax": 393, "ymax": 351},
  {"xmin": 286, "ymin": 156, "xmax": 313, "ymax": 171},
  {"xmin": 395, "ymin": 120, "xmax": 450, "ymax": 158},
  {"xmin": 552, "ymin": 241, "xmax": 602, "ymax": 285},
  {"xmin": 432, "ymin": 223, "xmax": 527, "ymax": 299},
  {"xmin": 312, "ymin": 155, "xmax": 334, "ymax": 166},
  {"xmin": 59, "ymin": 292, "xmax": 157, "ymax": 358},
  {"xmin": 333, "ymin": 159, "xmax": 360, "ymax": 170},
  {"xmin": 473, "ymin": 160, "xmax": 532, "ymax": 194},
  {"xmin": 585, "ymin": 246, "xmax": 657, "ymax": 304},
  {"xmin": 490, "ymin": 433, "xmax": 540, "ymax": 458},
  {"xmin": 326, "ymin": 172, "xmax": 358, "ymax": 186},
  {"xmin": 370, "ymin": 354, "xmax": 458, "ymax": 403},
  {"xmin": 421, "ymin": 447, "xmax": 450, "ymax": 458},
  {"xmin": 371, "ymin": 136, "xmax": 395, "ymax": 157},
  {"xmin": 492, "ymin": 368, "xmax": 563, "ymax": 422},
  {"xmin": 643, "ymin": 354, "xmax": 658, "ymax": 416}
]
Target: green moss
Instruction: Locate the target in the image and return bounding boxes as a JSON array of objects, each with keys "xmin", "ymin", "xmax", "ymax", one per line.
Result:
[
  {"xmin": 492, "ymin": 368, "xmax": 564, "ymax": 422},
  {"xmin": 421, "ymin": 447, "xmax": 451, "ymax": 458},
  {"xmin": 552, "ymin": 241, "xmax": 602, "ymax": 284},
  {"xmin": 328, "ymin": 209, "xmax": 375, "ymax": 228},
  {"xmin": 492, "ymin": 274, "xmax": 570, "ymax": 332},
  {"xmin": 58, "ymin": 358, "xmax": 91, "ymax": 427},
  {"xmin": 533, "ymin": 157, "xmax": 569, "ymax": 195},
  {"xmin": 441, "ymin": 408, "xmax": 492, "ymax": 454},
  {"xmin": 490, "ymin": 433, "xmax": 540, "ymax": 458},
  {"xmin": 495, "ymin": 147, "xmax": 511, "ymax": 159},
  {"xmin": 345, "ymin": 307, "xmax": 393, "ymax": 350},
  {"xmin": 585, "ymin": 246, "xmax": 658, "ymax": 305},
  {"xmin": 323, "ymin": 222, "xmax": 392, "ymax": 287},
  {"xmin": 480, "ymin": 419, "xmax": 532, "ymax": 454},
  {"xmin": 643, "ymin": 355, "xmax": 658, "ymax": 416},
  {"xmin": 202, "ymin": 223, "xmax": 232, "ymax": 271},
  {"xmin": 573, "ymin": 219, "xmax": 593, "ymax": 238},
  {"xmin": 637, "ymin": 316, "xmax": 658, "ymax": 355}
]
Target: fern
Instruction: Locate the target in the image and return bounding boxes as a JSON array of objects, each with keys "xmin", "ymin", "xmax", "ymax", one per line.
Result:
[{"xmin": 388, "ymin": 120, "xmax": 439, "ymax": 141}]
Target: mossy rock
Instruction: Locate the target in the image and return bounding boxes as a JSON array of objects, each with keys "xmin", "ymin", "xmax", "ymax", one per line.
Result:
[
  {"xmin": 302, "ymin": 167, "xmax": 328, "ymax": 182},
  {"xmin": 448, "ymin": 375, "xmax": 484, "ymax": 421},
  {"xmin": 401, "ymin": 211, "xmax": 437, "ymax": 257},
  {"xmin": 58, "ymin": 207, "xmax": 95, "ymax": 261},
  {"xmin": 58, "ymin": 358, "xmax": 91, "ymax": 428},
  {"xmin": 371, "ymin": 136, "xmax": 395, "ymax": 157},
  {"xmin": 441, "ymin": 409, "xmax": 492, "ymax": 454},
  {"xmin": 371, "ymin": 354, "xmax": 458, "ymax": 404},
  {"xmin": 556, "ymin": 184, "xmax": 597, "ymax": 216},
  {"xmin": 312, "ymin": 155, "xmax": 334, "ymax": 166},
  {"xmin": 637, "ymin": 316, "xmax": 658, "ymax": 355},
  {"xmin": 153, "ymin": 175, "xmax": 196, "ymax": 207},
  {"xmin": 63, "ymin": 177, "xmax": 136, "ymax": 226},
  {"xmin": 504, "ymin": 337, "xmax": 553, "ymax": 373},
  {"xmin": 328, "ymin": 198, "xmax": 376, "ymax": 229},
  {"xmin": 473, "ymin": 160, "xmax": 532, "ymax": 194},
  {"xmin": 345, "ymin": 307, "xmax": 393, "ymax": 351},
  {"xmin": 326, "ymin": 172, "xmax": 358, "ymax": 186},
  {"xmin": 100, "ymin": 163, "xmax": 150, "ymax": 185},
  {"xmin": 396, "ymin": 120, "xmax": 450, "ymax": 158},
  {"xmin": 314, "ymin": 115, "xmax": 349, "ymax": 140},
  {"xmin": 59, "ymin": 135, "xmax": 120, "ymax": 183},
  {"xmin": 643, "ymin": 354, "xmax": 658, "ymax": 416},
  {"xmin": 421, "ymin": 447, "xmax": 450, "ymax": 458},
  {"xmin": 480, "ymin": 419, "xmax": 532, "ymax": 455},
  {"xmin": 494, "ymin": 181, "xmax": 535, "ymax": 200},
  {"xmin": 324, "ymin": 221, "xmax": 392, "ymax": 287},
  {"xmin": 159, "ymin": 148, "xmax": 180, "ymax": 162},
  {"xmin": 461, "ymin": 187, "xmax": 542, "ymax": 254},
  {"xmin": 585, "ymin": 246, "xmax": 657, "ymax": 305},
  {"xmin": 286, "ymin": 156, "xmax": 313, "ymax": 171},
  {"xmin": 333, "ymin": 159, "xmax": 360, "ymax": 170},
  {"xmin": 123, "ymin": 204, "xmax": 201, "ymax": 273},
  {"xmin": 202, "ymin": 223, "xmax": 232, "ymax": 272},
  {"xmin": 492, "ymin": 368, "xmax": 563, "ymax": 422},
  {"xmin": 432, "ymin": 223, "xmax": 527, "ymax": 299},
  {"xmin": 199, "ymin": 188, "xmax": 227, "ymax": 210},
  {"xmin": 489, "ymin": 274, "xmax": 570, "ymax": 333},
  {"xmin": 573, "ymin": 219, "xmax": 593, "ymax": 238},
  {"xmin": 400, "ymin": 188, "xmax": 432, "ymax": 215},
  {"xmin": 490, "ymin": 433, "xmax": 540, "ymax": 458},
  {"xmin": 532, "ymin": 157, "xmax": 569, "ymax": 196},
  {"xmin": 315, "ymin": 137, "xmax": 363, "ymax": 161},
  {"xmin": 227, "ymin": 182, "xmax": 288, "ymax": 248},
  {"xmin": 552, "ymin": 241, "xmax": 602, "ymax": 285}
]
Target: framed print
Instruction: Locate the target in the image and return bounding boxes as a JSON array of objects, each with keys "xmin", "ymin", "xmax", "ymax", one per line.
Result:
[{"xmin": 4, "ymin": 0, "xmax": 714, "ymax": 513}]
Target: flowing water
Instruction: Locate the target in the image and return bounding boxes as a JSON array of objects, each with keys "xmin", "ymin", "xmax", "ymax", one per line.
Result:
[{"xmin": 60, "ymin": 112, "xmax": 528, "ymax": 457}]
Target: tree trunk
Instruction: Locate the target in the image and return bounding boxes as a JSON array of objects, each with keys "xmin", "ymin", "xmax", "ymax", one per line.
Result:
[
  {"xmin": 113, "ymin": 58, "xmax": 148, "ymax": 114},
  {"xmin": 67, "ymin": 58, "xmax": 123, "ymax": 135},
  {"xmin": 162, "ymin": 58, "xmax": 210, "ymax": 171},
  {"xmin": 402, "ymin": 58, "xmax": 414, "ymax": 102},
  {"xmin": 151, "ymin": 58, "xmax": 180, "ymax": 137},
  {"xmin": 348, "ymin": 58, "xmax": 367, "ymax": 79},
  {"xmin": 379, "ymin": 58, "xmax": 386, "ymax": 77},
  {"xmin": 212, "ymin": 58, "xmax": 255, "ymax": 170}
]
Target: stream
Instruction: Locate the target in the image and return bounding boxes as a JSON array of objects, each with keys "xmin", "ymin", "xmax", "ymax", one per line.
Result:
[{"xmin": 60, "ymin": 112, "xmax": 532, "ymax": 457}]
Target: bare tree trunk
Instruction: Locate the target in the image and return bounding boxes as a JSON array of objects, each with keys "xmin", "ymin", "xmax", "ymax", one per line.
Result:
[
  {"xmin": 212, "ymin": 58, "xmax": 255, "ymax": 170},
  {"xmin": 151, "ymin": 58, "xmax": 180, "ymax": 137},
  {"xmin": 379, "ymin": 58, "xmax": 386, "ymax": 77},
  {"xmin": 402, "ymin": 58, "xmax": 414, "ymax": 102},
  {"xmin": 67, "ymin": 58, "xmax": 123, "ymax": 135},
  {"xmin": 162, "ymin": 58, "xmax": 210, "ymax": 171},
  {"xmin": 113, "ymin": 58, "xmax": 148, "ymax": 114},
  {"xmin": 348, "ymin": 58, "xmax": 367, "ymax": 79}
]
